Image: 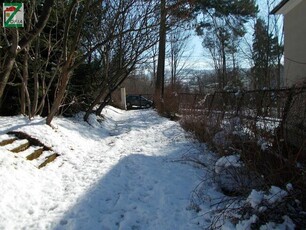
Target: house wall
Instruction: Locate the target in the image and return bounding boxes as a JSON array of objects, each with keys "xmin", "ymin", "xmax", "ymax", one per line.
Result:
[{"xmin": 284, "ymin": 0, "xmax": 306, "ymax": 87}]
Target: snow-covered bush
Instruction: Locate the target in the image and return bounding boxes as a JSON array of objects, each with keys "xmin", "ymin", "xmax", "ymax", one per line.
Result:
[
  {"xmin": 214, "ymin": 155, "xmax": 264, "ymax": 196},
  {"xmin": 180, "ymin": 89, "xmax": 306, "ymax": 228},
  {"xmin": 196, "ymin": 183, "xmax": 305, "ymax": 229},
  {"xmin": 187, "ymin": 150, "xmax": 305, "ymax": 229},
  {"xmin": 230, "ymin": 185, "xmax": 305, "ymax": 229}
]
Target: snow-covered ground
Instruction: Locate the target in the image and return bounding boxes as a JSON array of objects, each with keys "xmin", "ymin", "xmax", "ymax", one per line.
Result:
[
  {"xmin": 0, "ymin": 107, "xmax": 208, "ymax": 230},
  {"xmin": 0, "ymin": 106, "xmax": 298, "ymax": 229}
]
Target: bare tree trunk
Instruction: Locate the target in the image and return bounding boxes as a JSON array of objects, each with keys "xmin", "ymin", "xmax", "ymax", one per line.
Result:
[
  {"xmin": 95, "ymin": 69, "xmax": 133, "ymax": 116},
  {"xmin": 0, "ymin": 29, "xmax": 18, "ymax": 100},
  {"xmin": 34, "ymin": 76, "xmax": 48, "ymax": 116},
  {"xmin": 83, "ymin": 85, "xmax": 107, "ymax": 121},
  {"xmin": 21, "ymin": 50, "xmax": 30, "ymax": 115},
  {"xmin": 31, "ymin": 71, "xmax": 39, "ymax": 117},
  {"xmin": 96, "ymin": 93, "xmax": 112, "ymax": 115},
  {"xmin": 222, "ymin": 46, "xmax": 226, "ymax": 89},
  {"xmin": 21, "ymin": 2, "xmax": 36, "ymax": 117},
  {"xmin": 154, "ymin": 0, "xmax": 167, "ymax": 106},
  {"xmin": 11, "ymin": 51, "xmax": 32, "ymax": 117},
  {"xmin": 265, "ymin": 0, "xmax": 271, "ymax": 88},
  {"xmin": 30, "ymin": 37, "xmax": 41, "ymax": 117},
  {"xmin": 46, "ymin": 62, "xmax": 72, "ymax": 125}
]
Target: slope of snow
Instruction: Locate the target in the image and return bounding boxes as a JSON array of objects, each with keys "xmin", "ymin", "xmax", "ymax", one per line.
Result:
[{"xmin": 0, "ymin": 107, "xmax": 208, "ymax": 229}]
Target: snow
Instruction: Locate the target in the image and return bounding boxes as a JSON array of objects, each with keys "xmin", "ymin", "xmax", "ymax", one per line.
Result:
[
  {"xmin": 260, "ymin": 216, "xmax": 295, "ymax": 230},
  {"xmin": 264, "ymin": 186, "xmax": 288, "ymax": 204},
  {"xmin": 257, "ymin": 137, "xmax": 272, "ymax": 151},
  {"xmin": 247, "ymin": 186, "xmax": 289, "ymax": 210},
  {"xmin": 236, "ymin": 214, "xmax": 258, "ymax": 230},
  {"xmin": 286, "ymin": 183, "xmax": 293, "ymax": 192},
  {"xmin": 215, "ymin": 155, "xmax": 242, "ymax": 174},
  {"xmin": 0, "ymin": 106, "xmax": 300, "ymax": 229},
  {"xmin": 0, "ymin": 106, "xmax": 206, "ymax": 229},
  {"xmin": 247, "ymin": 189, "xmax": 264, "ymax": 209}
]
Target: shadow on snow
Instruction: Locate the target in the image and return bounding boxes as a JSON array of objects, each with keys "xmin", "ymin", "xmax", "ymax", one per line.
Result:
[{"xmin": 53, "ymin": 152, "xmax": 200, "ymax": 230}]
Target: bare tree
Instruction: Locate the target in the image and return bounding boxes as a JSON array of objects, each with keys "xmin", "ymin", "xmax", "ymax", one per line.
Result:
[
  {"xmin": 83, "ymin": 0, "xmax": 159, "ymax": 121},
  {"xmin": 0, "ymin": 0, "xmax": 55, "ymax": 100},
  {"xmin": 154, "ymin": 0, "xmax": 194, "ymax": 111},
  {"xmin": 46, "ymin": 0, "xmax": 93, "ymax": 125},
  {"xmin": 167, "ymin": 27, "xmax": 191, "ymax": 91}
]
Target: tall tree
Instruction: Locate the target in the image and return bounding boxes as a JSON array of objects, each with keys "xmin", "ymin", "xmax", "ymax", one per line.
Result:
[
  {"xmin": 167, "ymin": 27, "xmax": 191, "ymax": 91},
  {"xmin": 252, "ymin": 18, "xmax": 282, "ymax": 89},
  {"xmin": 195, "ymin": 0, "xmax": 258, "ymax": 89},
  {"xmin": 201, "ymin": 22, "xmax": 243, "ymax": 89},
  {"xmin": 155, "ymin": 0, "xmax": 167, "ymax": 104},
  {"xmin": 154, "ymin": 0, "xmax": 194, "ymax": 110}
]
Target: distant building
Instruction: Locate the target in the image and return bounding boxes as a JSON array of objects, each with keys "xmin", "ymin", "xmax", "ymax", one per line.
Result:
[{"xmin": 272, "ymin": 0, "xmax": 306, "ymax": 87}]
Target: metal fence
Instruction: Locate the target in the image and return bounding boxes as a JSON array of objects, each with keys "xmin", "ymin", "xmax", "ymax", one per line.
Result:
[{"xmin": 179, "ymin": 87, "xmax": 306, "ymax": 153}]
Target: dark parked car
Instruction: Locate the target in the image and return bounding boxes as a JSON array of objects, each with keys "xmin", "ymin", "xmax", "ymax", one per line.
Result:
[{"xmin": 126, "ymin": 95, "xmax": 153, "ymax": 109}]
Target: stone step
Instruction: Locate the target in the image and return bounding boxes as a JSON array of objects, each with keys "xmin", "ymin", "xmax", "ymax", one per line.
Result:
[
  {"xmin": 38, "ymin": 153, "xmax": 60, "ymax": 169},
  {"xmin": 6, "ymin": 139, "xmax": 30, "ymax": 153},
  {"xmin": 0, "ymin": 134, "xmax": 17, "ymax": 146},
  {"xmin": 31, "ymin": 150, "xmax": 59, "ymax": 169},
  {"xmin": 27, "ymin": 147, "xmax": 44, "ymax": 161},
  {"xmin": 0, "ymin": 132, "xmax": 60, "ymax": 169},
  {"xmin": 17, "ymin": 146, "xmax": 45, "ymax": 160}
]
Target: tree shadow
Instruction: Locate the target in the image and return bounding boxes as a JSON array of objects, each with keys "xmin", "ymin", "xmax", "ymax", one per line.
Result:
[
  {"xmin": 0, "ymin": 117, "xmax": 45, "ymax": 135},
  {"xmin": 53, "ymin": 152, "xmax": 200, "ymax": 230}
]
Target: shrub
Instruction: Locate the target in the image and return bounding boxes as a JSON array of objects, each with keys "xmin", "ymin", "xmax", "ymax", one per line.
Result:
[{"xmin": 180, "ymin": 88, "xmax": 306, "ymax": 227}]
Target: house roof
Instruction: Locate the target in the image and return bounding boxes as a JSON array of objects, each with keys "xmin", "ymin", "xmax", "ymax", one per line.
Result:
[
  {"xmin": 271, "ymin": 0, "xmax": 302, "ymax": 14},
  {"xmin": 271, "ymin": 0, "xmax": 289, "ymax": 14}
]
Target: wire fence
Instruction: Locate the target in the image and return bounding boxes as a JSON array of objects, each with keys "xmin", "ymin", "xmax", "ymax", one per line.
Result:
[{"xmin": 179, "ymin": 87, "xmax": 306, "ymax": 155}]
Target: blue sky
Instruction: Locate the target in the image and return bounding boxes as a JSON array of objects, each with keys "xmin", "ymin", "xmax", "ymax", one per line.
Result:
[{"xmin": 168, "ymin": 0, "xmax": 284, "ymax": 71}]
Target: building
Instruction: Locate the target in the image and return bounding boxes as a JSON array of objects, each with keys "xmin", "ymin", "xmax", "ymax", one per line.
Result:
[{"xmin": 272, "ymin": 0, "xmax": 306, "ymax": 87}]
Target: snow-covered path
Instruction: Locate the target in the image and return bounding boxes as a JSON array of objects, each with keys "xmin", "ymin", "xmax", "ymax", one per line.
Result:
[{"xmin": 0, "ymin": 107, "xmax": 205, "ymax": 230}]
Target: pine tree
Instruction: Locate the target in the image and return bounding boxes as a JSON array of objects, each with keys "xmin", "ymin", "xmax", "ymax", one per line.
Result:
[
  {"xmin": 252, "ymin": 18, "xmax": 283, "ymax": 89},
  {"xmin": 195, "ymin": 0, "xmax": 258, "ymax": 89}
]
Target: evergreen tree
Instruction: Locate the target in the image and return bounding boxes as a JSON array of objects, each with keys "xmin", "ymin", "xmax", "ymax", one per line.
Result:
[
  {"xmin": 194, "ymin": 0, "xmax": 258, "ymax": 89},
  {"xmin": 252, "ymin": 18, "xmax": 283, "ymax": 89}
]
